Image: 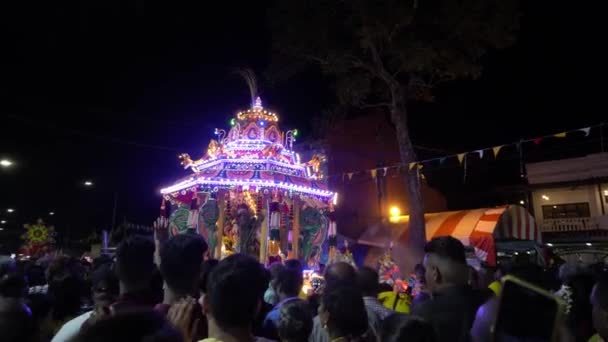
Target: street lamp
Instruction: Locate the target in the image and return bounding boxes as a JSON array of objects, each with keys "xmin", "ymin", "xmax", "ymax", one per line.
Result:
[
  {"xmin": 389, "ymin": 206, "xmax": 401, "ymax": 217},
  {"xmin": 6, "ymin": 208, "xmax": 14, "ymax": 213},
  {"xmin": 49, "ymin": 212, "xmax": 55, "ymax": 216},
  {"xmin": 84, "ymin": 180, "xmax": 94, "ymax": 187},
  {"xmin": 0, "ymin": 159, "xmax": 13, "ymax": 167},
  {"xmin": 0, "ymin": 220, "xmax": 5, "ymax": 224}
]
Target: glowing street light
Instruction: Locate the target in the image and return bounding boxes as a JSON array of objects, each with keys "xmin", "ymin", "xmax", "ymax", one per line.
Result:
[
  {"xmin": 6, "ymin": 208, "xmax": 14, "ymax": 213},
  {"xmin": 389, "ymin": 206, "xmax": 401, "ymax": 217},
  {"xmin": 49, "ymin": 212, "xmax": 55, "ymax": 216},
  {"xmin": 84, "ymin": 180, "xmax": 94, "ymax": 187},
  {"xmin": 0, "ymin": 159, "xmax": 13, "ymax": 167},
  {"xmin": 0, "ymin": 220, "xmax": 5, "ymax": 224}
]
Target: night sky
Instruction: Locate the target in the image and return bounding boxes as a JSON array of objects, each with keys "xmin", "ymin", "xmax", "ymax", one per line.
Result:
[{"xmin": 0, "ymin": 1, "xmax": 605, "ymax": 248}]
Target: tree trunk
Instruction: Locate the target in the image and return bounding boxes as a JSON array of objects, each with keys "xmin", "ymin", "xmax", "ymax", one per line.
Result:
[{"xmin": 389, "ymin": 84, "xmax": 426, "ymax": 262}]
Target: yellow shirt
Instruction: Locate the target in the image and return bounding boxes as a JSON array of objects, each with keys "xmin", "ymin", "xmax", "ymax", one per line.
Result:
[
  {"xmin": 378, "ymin": 291, "xmax": 411, "ymax": 313},
  {"xmin": 589, "ymin": 334, "xmax": 605, "ymax": 342},
  {"xmin": 488, "ymin": 281, "xmax": 502, "ymax": 296}
]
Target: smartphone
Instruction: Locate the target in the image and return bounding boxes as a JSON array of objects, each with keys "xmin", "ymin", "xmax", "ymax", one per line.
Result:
[{"xmin": 493, "ymin": 275, "xmax": 565, "ymax": 342}]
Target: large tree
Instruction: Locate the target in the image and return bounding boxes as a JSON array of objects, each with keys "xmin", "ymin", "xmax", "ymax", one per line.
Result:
[{"xmin": 268, "ymin": 0, "xmax": 519, "ymax": 257}]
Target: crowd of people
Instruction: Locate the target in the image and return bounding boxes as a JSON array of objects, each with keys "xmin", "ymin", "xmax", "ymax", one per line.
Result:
[{"xmin": 1, "ymin": 233, "xmax": 608, "ymax": 342}]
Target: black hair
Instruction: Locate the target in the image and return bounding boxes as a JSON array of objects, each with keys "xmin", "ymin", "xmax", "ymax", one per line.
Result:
[
  {"xmin": 206, "ymin": 254, "xmax": 267, "ymax": 330},
  {"xmin": 268, "ymin": 262, "xmax": 285, "ymax": 288},
  {"xmin": 74, "ymin": 309, "xmax": 182, "ymax": 342},
  {"xmin": 324, "ymin": 262, "xmax": 357, "ymax": 292},
  {"xmin": 378, "ymin": 283, "xmax": 393, "ymax": 293},
  {"xmin": 321, "ymin": 286, "xmax": 368, "ymax": 338},
  {"xmin": 115, "ymin": 235, "xmax": 155, "ymax": 288},
  {"xmin": 424, "ymin": 236, "xmax": 466, "ymax": 264},
  {"xmin": 381, "ymin": 313, "xmax": 436, "ymax": 342},
  {"xmin": 160, "ymin": 234, "xmax": 208, "ymax": 295},
  {"xmin": 25, "ymin": 264, "xmax": 46, "ymax": 287},
  {"xmin": 357, "ymin": 266, "xmax": 380, "ymax": 297},
  {"xmin": 278, "ymin": 299, "xmax": 313, "ymax": 342},
  {"xmin": 276, "ymin": 265, "xmax": 303, "ymax": 297},
  {"xmin": 284, "ymin": 259, "xmax": 303, "ymax": 273},
  {"xmin": 91, "ymin": 262, "xmax": 119, "ymax": 305},
  {"xmin": 200, "ymin": 259, "xmax": 219, "ymax": 294}
]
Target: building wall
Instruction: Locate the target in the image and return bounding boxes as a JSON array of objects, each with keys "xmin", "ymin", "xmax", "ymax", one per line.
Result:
[{"xmin": 531, "ymin": 184, "xmax": 607, "ymax": 221}]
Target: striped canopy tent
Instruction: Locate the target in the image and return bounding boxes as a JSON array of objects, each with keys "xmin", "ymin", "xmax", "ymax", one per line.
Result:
[{"xmin": 356, "ymin": 205, "xmax": 541, "ymax": 267}]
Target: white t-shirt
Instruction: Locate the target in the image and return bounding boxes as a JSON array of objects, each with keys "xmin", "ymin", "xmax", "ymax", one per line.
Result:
[{"xmin": 51, "ymin": 311, "xmax": 93, "ymax": 342}]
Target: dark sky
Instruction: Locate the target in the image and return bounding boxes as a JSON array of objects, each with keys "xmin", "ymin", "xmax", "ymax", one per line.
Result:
[{"xmin": 0, "ymin": 1, "xmax": 605, "ymax": 244}]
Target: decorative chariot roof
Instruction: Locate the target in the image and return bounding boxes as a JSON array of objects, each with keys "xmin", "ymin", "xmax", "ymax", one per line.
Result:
[{"xmin": 160, "ymin": 97, "xmax": 335, "ymax": 200}]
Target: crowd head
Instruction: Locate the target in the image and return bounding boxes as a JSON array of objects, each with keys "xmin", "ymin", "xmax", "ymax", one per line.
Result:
[
  {"xmin": 324, "ymin": 262, "xmax": 357, "ymax": 292},
  {"xmin": 319, "ymin": 286, "xmax": 368, "ymax": 340},
  {"xmin": 278, "ymin": 299, "xmax": 313, "ymax": 342},
  {"xmin": 160, "ymin": 234, "xmax": 208, "ymax": 297},
  {"xmin": 74, "ymin": 309, "xmax": 182, "ymax": 342},
  {"xmin": 357, "ymin": 266, "xmax": 380, "ymax": 297},
  {"xmin": 115, "ymin": 235, "xmax": 156, "ymax": 293},
  {"xmin": 204, "ymin": 254, "xmax": 267, "ymax": 334},
  {"xmin": 423, "ymin": 236, "xmax": 468, "ymax": 292},
  {"xmin": 275, "ymin": 263, "xmax": 303, "ymax": 300},
  {"xmin": 381, "ymin": 314, "xmax": 436, "ymax": 342}
]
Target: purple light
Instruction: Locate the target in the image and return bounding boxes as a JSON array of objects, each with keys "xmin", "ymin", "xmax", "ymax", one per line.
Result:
[{"xmin": 160, "ymin": 177, "xmax": 334, "ymax": 198}]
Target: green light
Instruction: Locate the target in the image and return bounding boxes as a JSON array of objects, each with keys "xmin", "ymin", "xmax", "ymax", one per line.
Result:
[
  {"xmin": 293, "ymin": 129, "xmax": 299, "ymax": 137},
  {"xmin": 230, "ymin": 118, "xmax": 236, "ymax": 126}
]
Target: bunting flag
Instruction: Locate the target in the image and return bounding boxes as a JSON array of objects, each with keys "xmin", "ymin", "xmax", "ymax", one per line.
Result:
[
  {"xmin": 581, "ymin": 127, "xmax": 591, "ymax": 136},
  {"xmin": 492, "ymin": 145, "xmax": 503, "ymax": 158},
  {"xmin": 457, "ymin": 153, "xmax": 465, "ymax": 165},
  {"xmin": 327, "ymin": 123, "xmax": 599, "ymax": 182}
]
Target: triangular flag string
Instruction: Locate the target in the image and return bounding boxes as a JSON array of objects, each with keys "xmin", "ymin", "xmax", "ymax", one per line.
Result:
[
  {"xmin": 492, "ymin": 145, "xmax": 503, "ymax": 158},
  {"xmin": 323, "ymin": 123, "xmax": 602, "ymax": 181},
  {"xmin": 457, "ymin": 153, "xmax": 465, "ymax": 165}
]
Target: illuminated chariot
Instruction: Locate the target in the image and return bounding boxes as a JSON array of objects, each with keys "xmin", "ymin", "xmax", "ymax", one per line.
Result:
[{"xmin": 158, "ymin": 97, "xmax": 338, "ymax": 267}]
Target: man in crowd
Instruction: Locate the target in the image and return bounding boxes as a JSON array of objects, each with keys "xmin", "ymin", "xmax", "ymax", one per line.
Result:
[
  {"xmin": 412, "ymin": 236, "xmax": 491, "ymax": 342},
  {"xmin": 111, "ymin": 235, "xmax": 158, "ymax": 311},
  {"xmin": 358, "ymin": 266, "xmax": 393, "ymax": 322},
  {"xmin": 157, "ymin": 233, "xmax": 208, "ymax": 310},
  {"xmin": 202, "ymin": 254, "xmax": 271, "ymax": 342},
  {"xmin": 52, "ymin": 261, "xmax": 119, "ymax": 342},
  {"xmin": 310, "ymin": 262, "xmax": 380, "ymax": 342},
  {"xmin": 263, "ymin": 262, "xmax": 303, "ymax": 339}
]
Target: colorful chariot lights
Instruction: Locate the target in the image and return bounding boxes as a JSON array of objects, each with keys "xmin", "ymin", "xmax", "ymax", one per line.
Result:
[{"xmin": 160, "ymin": 177, "xmax": 334, "ymax": 198}]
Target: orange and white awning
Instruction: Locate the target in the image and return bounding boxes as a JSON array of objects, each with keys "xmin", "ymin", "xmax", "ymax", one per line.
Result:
[{"xmin": 358, "ymin": 205, "xmax": 540, "ymax": 266}]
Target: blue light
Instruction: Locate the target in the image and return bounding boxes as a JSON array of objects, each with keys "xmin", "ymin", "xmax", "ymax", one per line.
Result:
[{"xmin": 259, "ymin": 121, "xmax": 265, "ymax": 127}]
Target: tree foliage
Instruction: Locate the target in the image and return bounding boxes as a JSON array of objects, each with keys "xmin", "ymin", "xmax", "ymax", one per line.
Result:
[
  {"xmin": 268, "ymin": 0, "xmax": 520, "ymax": 104},
  {"xmin": 267, "ymin": 0, "xmax": 520, "ymax": 258}
]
